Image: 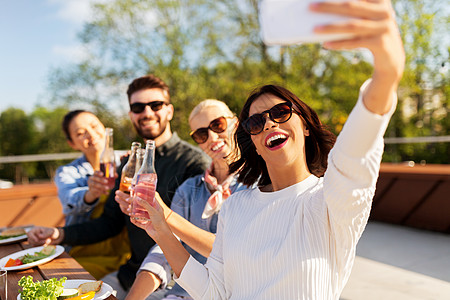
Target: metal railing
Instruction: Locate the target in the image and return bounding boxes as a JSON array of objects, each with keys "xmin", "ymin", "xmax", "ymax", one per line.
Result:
[{"xmin": 0, "ymin": 151, "xmax": 128, "ymax": 164}]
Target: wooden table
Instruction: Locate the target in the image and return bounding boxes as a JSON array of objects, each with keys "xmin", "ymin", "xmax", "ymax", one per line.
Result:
[{"xmin": 0, "ymin": 241, "xmax": 117, "ymax": 300}]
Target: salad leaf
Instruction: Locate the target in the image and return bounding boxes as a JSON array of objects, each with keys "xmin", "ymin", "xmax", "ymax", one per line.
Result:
[
  {"xmin": 18, "ymin": 276, "xmax": 66, "ymax": 300},
  {"xmin": 20, "ymin": 248, "xmax": 55, "ymax": 264},
  {"xmin": 0, "ymin": 234, "xmax": 24, "ymax": 240}
]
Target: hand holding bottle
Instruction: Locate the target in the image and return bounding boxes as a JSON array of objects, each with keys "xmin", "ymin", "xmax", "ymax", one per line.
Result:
[
  {"xmin": 115, "ymin": 189, "xmax": 133, "ymax": 216},
  {"xmin": 85, "ymin": 171, "xmax": 112, "ymax": 203},
  {"xmin": 130, "ymin": 195, "xmax": 171, "ymax": 241}
]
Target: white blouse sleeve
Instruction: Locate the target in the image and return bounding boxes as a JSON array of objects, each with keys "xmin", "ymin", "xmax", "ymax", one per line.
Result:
[
  {"xmin": 175, "ymin": 201, "xmax": 228, "ymax": 299},
  {"xmin": 323, "ymin": 79, "xmax": 397, "ymax": 288}
]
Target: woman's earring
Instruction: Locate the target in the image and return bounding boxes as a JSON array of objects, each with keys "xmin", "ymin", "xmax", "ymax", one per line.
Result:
[{"xmin": 304, "ymin": 126, "xmax": 310, "ymax": 136}]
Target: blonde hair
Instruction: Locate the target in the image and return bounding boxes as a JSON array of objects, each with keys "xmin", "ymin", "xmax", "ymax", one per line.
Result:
[{"xmin": 189, "ymin": 99, "xmax": 234, "ymax": 124}]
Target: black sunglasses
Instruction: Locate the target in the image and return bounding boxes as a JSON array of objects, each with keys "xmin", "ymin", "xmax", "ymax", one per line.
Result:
[
  {"xmin": 242, "ymin": 102, "xmax": 294, "ymax": 135},
  {"xmin": 190, "ymin": 116, "xmax": 230, "ymax": 144},
  {"xmin": 130, "ymin": 101, "xmax": 168, "ymax": 114}
]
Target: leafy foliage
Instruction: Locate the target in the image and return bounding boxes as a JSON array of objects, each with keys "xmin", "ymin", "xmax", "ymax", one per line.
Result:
[{"xmin": 0, "ymin": 0, "xmax": 448, "ymax": 183}]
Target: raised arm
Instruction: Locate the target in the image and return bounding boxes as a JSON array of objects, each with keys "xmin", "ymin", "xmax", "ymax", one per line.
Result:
[
  {"xmin": 311, "ymin": 0, "xmax": 405, "ymax": 114},
  {"xmin": 155, "ymin": 192, "xmax": 215, "ymax": 258},
  {"xmin": 131, "ymin": 198, "xmax": 189, "ymax": 278}
]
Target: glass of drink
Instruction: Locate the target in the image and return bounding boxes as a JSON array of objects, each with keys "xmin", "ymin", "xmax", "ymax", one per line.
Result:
[
  {"xmin": 130, "ymin": 148, "xmax": 145, "ymax": 197},
  {"xmin": 99, "ymin": 127, "xmax": 116, "ymax": 190},
  {"xmin": 100, "ymin": 161, "xmax": 116, "ymax": 190},
  {"xmin": 132, "ymin": 173, "xmax": 158, "ymax": 223},
  {"xmin": 131, "ymin": 140, "xmax": 157, "ymax": 224},
  {"xmin": 119, "ymin": 142, "xmax": 141, "ymax": 194}
]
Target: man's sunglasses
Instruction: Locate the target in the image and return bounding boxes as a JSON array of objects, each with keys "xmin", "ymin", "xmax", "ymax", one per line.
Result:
[
  {"xmin": 190, "ymin": 116, "xmax": 231, "ymax": 144},
  {"xmin": 130, "ymin": 101, "xmax": 168, "ymax": 114},
  {"xmin": 242, "ymin": 101, "xmax": 295, "ymax": 135}
]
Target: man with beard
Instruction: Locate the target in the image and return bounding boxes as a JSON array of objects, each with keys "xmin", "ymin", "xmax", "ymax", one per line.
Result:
[{"xmin": 28, "ymin": 75, "xmax": 210, "ymax": 299}]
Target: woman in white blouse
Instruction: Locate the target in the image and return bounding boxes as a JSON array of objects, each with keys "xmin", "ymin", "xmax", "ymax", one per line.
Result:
[{"xmin": 132, "ymin": 0, "xmax": 405, "ymax": 299}]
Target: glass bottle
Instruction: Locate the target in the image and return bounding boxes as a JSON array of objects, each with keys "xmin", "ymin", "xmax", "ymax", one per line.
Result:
[
  {"xmin": 99, "ymin": 127, "xmax": 116, "ymax": 190},
  {"xmin": 132, "ymin": 140, "xmax": 158, "ymax": 223},
  {"xmin": 119, "ymin": 142, "xmax": 141, "ymax": 194},
  {"xmin": 130, "ymin": 147, "xmax": 145, "ymax": 197}
]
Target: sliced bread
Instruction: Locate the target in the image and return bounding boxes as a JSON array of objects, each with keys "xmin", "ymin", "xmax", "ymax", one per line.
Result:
[{"xmin": 78, "ymin": 280, "xmax": 103, "ymax": 294}]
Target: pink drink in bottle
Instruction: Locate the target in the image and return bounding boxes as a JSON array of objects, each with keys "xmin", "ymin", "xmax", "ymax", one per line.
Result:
[
  {"xmin": 132, "ymin": 140, "xmax": 157, "ymax": 224},
  {"xmin": 133, "ymin": 173, "xmax": 157, "ymax": 222}
]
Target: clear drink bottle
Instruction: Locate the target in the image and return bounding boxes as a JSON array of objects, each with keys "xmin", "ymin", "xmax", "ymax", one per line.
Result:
[
  {"xmin": 132, "ymin": 140, "xmax": 157, "ymax": 223},
  {"xmin": 99, "ymin": 127, "xmax": 116, "ymax": 190},
  {"xmin": 130, "ymin": 148, "xmax": 145, "ymax": 197},
  {"xmin": 119, "ymin": 142, "xmax": 141, "ymax": 194}
]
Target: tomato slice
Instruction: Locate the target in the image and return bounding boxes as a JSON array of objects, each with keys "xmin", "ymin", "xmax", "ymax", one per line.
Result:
[
  {"xmin": 4, "ymin": 258, "xmax": 16, "ymax": 267},
  {"xmin": 14, "ymin": 259, "xmax": 23, "ymax": 266}
]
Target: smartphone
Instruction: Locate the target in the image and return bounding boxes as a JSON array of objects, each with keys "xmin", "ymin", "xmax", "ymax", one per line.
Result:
[{"xmin": 259, "ymin": 0, "xmax": 356, "ymax": 45}]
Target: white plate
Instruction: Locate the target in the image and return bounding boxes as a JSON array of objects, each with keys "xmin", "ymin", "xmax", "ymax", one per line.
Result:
[
  {"xmin": 0, "ymin": 245, "xmax": 64, "ymax": 271},
  {"xmin": 0, "ymin": 227, "xmax": 31, "ymax": 245},
  {"xmin": 17, "ymin": 279, "xmax": 113, "ymax": 300}
]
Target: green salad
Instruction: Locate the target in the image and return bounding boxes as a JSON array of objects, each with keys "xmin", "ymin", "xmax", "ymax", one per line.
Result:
[
  {"xmin": 20, "ymin": 248, "xmax": 56, "ymax": 264},
  {"xmin": 18, "ymin": 276, "xmax": 66, "ymax": 300},
  {"xmin": 0, "ymin": 233, "xmax": 24, "ymax": 240}
]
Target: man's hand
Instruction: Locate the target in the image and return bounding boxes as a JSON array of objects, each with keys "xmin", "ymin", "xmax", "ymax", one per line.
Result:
[
  {"xmin": 115, "ymin": 190, "xmax": 132, "ymax": 216},
  {"xmin": 27, "ymin": 226, "xmax": 64, "ymax": 246}
]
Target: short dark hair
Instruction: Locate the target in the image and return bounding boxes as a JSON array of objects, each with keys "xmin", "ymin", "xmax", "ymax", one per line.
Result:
[
  {"xmin": 62, "ymin": 110, "xmax": 89, "ymax": 141},
  {"xmin": 126, "ymin": 74, "xmax": 170, "ymax": 103},
  {"xmin": 229, "ymin": 85, "xmax": 336, "ymax": 187}
]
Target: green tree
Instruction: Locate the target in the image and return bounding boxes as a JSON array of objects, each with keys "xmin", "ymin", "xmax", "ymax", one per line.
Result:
[
  {"xmin": 383, "ymin": 0, "xmax": 449, "ymax": 163},
  {"xmin": 0, "ymin": 108, "xmax": 37, "ymax": 182},
  {"xmin": 45, "ymin": 0, "xmax": 448, "ymax": 163}
]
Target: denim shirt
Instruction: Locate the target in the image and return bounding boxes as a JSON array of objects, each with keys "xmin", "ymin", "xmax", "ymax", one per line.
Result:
[
  {"xmin": 139, "ymin": 172, "xmax": 251, "ymax": 298},
  {"xmin": 54, "ymin": 155, "xmax": 98, "ymax": 226}
]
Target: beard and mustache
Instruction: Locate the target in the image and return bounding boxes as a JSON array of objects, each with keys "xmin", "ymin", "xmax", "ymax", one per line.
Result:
[{"xmin": 132, "ymin": 116, "xmax": 168, "ymax": 140}]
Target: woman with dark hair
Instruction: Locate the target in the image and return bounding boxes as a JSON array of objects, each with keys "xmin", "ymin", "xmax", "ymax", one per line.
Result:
[
  {"xmin": 132, "ymin": 0, "xmax": 405, "ymax": 299},
  {"xmin": 55, "ymin": 110, "xmax": 130, "ymax": 279},
  {"xmin": 57, "ymin": 109, "xmax": 109, "ymax": 225},
  {"xmin": 230, "ymin": 84, "xmax": 337, "ymax": 185}
]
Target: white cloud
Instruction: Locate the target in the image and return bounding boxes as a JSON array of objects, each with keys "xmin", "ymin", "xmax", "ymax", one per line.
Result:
[
  {"xmin": 47, "ymin": 0, "xmax": 95, "ymax": 25},
  {"xmin": 51, "ymin": 44, "xmax": 90, "ymax": 62}
]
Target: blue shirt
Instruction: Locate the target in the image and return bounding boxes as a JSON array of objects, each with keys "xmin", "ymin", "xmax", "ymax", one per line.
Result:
[
  {"xmin": 54, "ymin": 155, "xmax": 98, "ymax": 226},
  {"xmin": 139, "ymin": 172, "xmax": 251, "ymax": 298}
]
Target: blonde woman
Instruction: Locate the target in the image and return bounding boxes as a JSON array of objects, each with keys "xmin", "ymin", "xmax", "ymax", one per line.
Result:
[{"xmin": 127, "ymin": 99, "xmax": 250, "ymax": 300}]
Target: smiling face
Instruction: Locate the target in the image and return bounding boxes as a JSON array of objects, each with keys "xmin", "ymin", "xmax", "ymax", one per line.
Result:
[
  {"xmin": 67, "ymin": 112, "xmax": 105, "ymax": 156},
  {"xmin": 189, "ymin": 106, "xmax": 235, "ymax": 162},
  {"xmin": 128, "ymin": 88, "xmax": 174, "ymax": 144},
  {"xmin": 249, "ymin": 94, "xmax": 310, "ymax": 173}
]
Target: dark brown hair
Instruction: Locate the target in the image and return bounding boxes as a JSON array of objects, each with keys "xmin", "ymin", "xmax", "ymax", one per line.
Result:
[
  {"xmin": 126, "ymin": 74, "xmax": 170, "ymax": 103},
  {"xmin": 229, "ymin": 85, "xmax": 336, "ymax": 187},
  {"xmin": 62, "ymin": 110, "xmax": 89, "ymax": 141}
]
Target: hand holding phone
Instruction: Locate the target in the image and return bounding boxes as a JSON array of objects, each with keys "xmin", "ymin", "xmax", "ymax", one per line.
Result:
[{"xmin": 259, "ymin": 0, "xmax": 356, "ymax": 45}]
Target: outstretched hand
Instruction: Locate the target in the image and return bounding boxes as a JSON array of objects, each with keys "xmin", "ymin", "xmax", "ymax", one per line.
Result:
[
  {"xmin": 311, "ymin": 0, "xmax": 404, "ymax": 81},
  {"xmin": 27, "ymin": 226, "xmax": 63, "ymax": 246},
  {"xmin": 311, "ymin": 0, "xmax": 404, "ymax": 114}
]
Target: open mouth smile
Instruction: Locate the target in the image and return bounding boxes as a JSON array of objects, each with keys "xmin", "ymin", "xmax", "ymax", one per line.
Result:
[
  {"xmin": 211, "ymin": 141, "xmax": 225, "ymax": 152},
  {"xmin": 265, "ymin": 132, "xmax": 288, "ymax": 150}
]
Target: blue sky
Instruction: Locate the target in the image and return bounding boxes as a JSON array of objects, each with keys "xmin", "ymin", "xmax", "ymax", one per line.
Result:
[{"xmin": 0, "ymin": 0, "xmax": 94, "ymax": 113}]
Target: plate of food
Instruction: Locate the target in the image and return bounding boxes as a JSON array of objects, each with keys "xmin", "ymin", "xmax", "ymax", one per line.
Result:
[
  {"xmin": 0, "ymin": 227, "xmax": 30, "ymax": 245},
  {"xmin": 0, "ymin": 245, "xmax": 64, "ymax": 271},
  {"xmin": 17, "ymin": 277, "xmax": 112, "ymax": 300}
]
